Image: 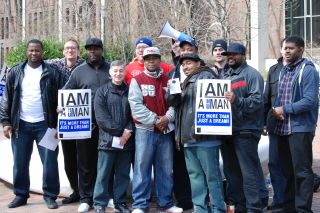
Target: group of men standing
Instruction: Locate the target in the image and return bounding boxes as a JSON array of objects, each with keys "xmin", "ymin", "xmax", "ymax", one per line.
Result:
[{"xmin": 0, "ymin": 34, "xmax": 318, "ymax": 213}]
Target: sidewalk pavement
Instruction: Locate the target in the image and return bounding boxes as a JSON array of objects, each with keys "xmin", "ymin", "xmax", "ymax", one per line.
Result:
[{"xmin": 0, "ymin": 115, "xmax": 320, "ymax": 213}]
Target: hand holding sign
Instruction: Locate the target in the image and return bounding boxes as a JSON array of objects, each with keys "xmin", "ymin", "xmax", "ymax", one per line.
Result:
[{"xmin": 225, "ymin": 91, "xmax": 236, "ymax": 103}]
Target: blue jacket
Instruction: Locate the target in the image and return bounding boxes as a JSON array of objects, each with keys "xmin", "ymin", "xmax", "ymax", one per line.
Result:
[{"xmin": 274, "ymin": 58, "xmax": 319, "ymax": 133}]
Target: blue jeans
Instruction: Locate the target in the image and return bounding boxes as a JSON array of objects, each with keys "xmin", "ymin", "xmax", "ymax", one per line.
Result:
[
  {"xmin": 93, "ymin": 150, "xmax": 133, "ymax": 208},
  {"xmin": 268, "ymin": 132, "xmax": 286, "ymax": 204},
  {"xmin": 11, "ymin": 119, "xmax": 60, "ymax": 201},
  {"xmin": 184, "ymin": 146, "xmax": 226, "ymax": 213},
  {"xmin": 132, "ymin": 129, "xmax": 174, "ymax": 211},
  {"xmin": 225, "ymin": 134, "xmax": 263, "ymax": 213}
]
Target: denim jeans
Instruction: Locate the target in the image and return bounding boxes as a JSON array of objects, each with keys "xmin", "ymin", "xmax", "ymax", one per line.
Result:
[
  {"xmin": 225, "ymin": 134, "xmax": 263, "ymax": 213},
  {"xmin": 132, "ymin": 129, "xmax": 174, "ymax": 211},
  {"xmin": 11, "ymin": 119, "xmax": 60, "ymax": 201},
  {"xmin": 184, "ymin": 146, "xmax": 226, "ymax": 213},
  {"xmin": 268, "ymin": 132, "xmax": 286, "ymax": 204},
  {"xmin": 93, "ymin": 150, "xmax": 133, "ymax": 208}
]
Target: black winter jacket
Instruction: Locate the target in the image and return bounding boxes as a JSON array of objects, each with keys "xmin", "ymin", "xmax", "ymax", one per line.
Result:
[
  {"xmin": 63, "ymin": 58, "xmax": 111, "ymax": 123},
  {"xmin": 166, "ymin": 67, "xmax": 220, "ymax": 149},
  {"xmin": 0, "ymin": 60, "xmax": 63, "ymax": 137},
  {"xmin": 264, "ymin": 57, "xmax": 283, "ymax": 132},
  {"xmin": 94, "ymin": 81, "xmax": 134, "ymax": 150}
]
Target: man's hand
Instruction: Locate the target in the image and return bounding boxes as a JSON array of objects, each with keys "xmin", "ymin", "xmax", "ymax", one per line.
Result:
[
  {"xmin": 155, "ymin": 116, "xmax": 170, "ymax": 132},
  {"xmin": 3, "ymin": 125, "xmax": 12, "ymax": 139},
  {"xmin": 262, "ymin": 126, "xmax": 268, "ymax": 136},
  {"xmin": 273, "ymin": 107, "xmax": 284, "ymax": 120},
  {"xmin": 167, "ymin": 81, "xmax": 171, "ymax": 91},
  {"xmin": 118, "ymin": 129, "xmax": 132, "ymax": 146},
  {"xmin": 225, "ymin": 91, "xmax": 236, "ymax": 103},
  {"xmin": 172, "ymin": 40, "xmax": 180, "ymax": 56}
]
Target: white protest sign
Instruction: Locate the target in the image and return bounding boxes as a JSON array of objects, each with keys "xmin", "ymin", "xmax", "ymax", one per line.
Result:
[
  {"xmin": 195, "ymin": 79, "xmax": 232, "ymax": 135},
  {"xmin": 58, "ymin": 89, "xmax": 92, "ymax": 139},
  {"xmin": 0, "ymin": 63, "xmax": 8, "ymax": 101}
]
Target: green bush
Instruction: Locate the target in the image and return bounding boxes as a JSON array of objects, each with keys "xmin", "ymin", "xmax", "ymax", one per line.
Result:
[{"xmin": 5, "ymin": 37, "xmax": 134, "ymax": 67}]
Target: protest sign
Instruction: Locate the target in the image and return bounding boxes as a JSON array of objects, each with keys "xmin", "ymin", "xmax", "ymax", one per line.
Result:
[
  {"xmin": 58, "ymin": 89, "xmax": 91, "ymax": 139},
  {"xmin": 195, "ymin": 79, "xmax": 232, "ymax": 135},
  {"xmin": 0, "ymin": 63, "xmax": 8, "ymax": 101}
]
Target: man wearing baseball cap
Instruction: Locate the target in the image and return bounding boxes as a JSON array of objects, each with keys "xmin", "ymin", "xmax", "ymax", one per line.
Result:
[
  {"xmin": 124, "ymin": 38, "xmax": 173, "ymax": 85},
  {"xmin": 222, "ymin": 43, "xmax": 265, "ymax": 213},
  {"xmin": 63, "ymin": 38, "xmax": 111, "ymax": 212},
  {"xmin": 166, "ymin": 38, "xmax": 215, "ymax": 211},
  {"xmin": 129, "ymin": 47, "xmax": 182, "ymax": 213},
  {"xmin": 166, "ymin": 53, "xmax": 226, "ymax": 213}
]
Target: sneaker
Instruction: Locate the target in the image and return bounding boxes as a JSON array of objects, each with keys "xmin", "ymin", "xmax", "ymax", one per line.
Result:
[
  {"xmin": 261, "ymin": 197, "xmax": 268, "ymax": 212},
  {"xmin": 8, "ymin": 198, "xmax": 27, "ymax": 208},
  {"xmin": 95, "ymin": 207, "xmax": 106, "ymax": 213},
  {"xmin": 132, "ymin": 209, "xmax": 146, "ymax": 213},
  {"xmin": 108, "ymin": 198, "xmax": 115, "ymax": 208},
  {"xmin": 176, "ymin": 202, "xmax": 193, "ymax": 210},
  {"xmin": 78, "ymin": 203, "xmax": 91, "ymax": 212},
  {"xmin": 62, "ymin": 193, "xmax": 81, "ymax": 204},
  {"xmin": 156, "ymin": 206, "xmax": 183, "ymax": 213},
  {"xmin": 114, "ymin": 203, "xmax": 132, "ymax": 213},
  {"xmin": 45, "ymin": 198, "xmax": 58, "ymax": 209}
]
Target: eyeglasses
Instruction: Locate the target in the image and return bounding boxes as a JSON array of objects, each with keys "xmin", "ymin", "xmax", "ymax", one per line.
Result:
[
  {"xmin": 64, "ymin": 47, "xmax": 78, "ymax": 51},
  {"xmin": 136, "ymin": 46, "xmax": 149, "ymax": 50}
]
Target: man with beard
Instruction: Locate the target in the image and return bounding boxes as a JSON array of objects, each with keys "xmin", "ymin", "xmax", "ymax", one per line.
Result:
[
  {"xmin": 63, "ymin": 38, "xmax": 111, "ymax": 212},
  {"xmin": 222, "ymin": 43, "xmax": 265, "ymax": 213}
]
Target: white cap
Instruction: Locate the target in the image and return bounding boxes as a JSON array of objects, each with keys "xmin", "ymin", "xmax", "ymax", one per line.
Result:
[{"xmin": 143, "ymin": 47, "xmax": 161, "ymax": 59}]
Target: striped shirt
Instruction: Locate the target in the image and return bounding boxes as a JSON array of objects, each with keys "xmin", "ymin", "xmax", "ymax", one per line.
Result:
[{"xmin": 274, "ymin": 58, "xmax": 303, "ymax": 135}]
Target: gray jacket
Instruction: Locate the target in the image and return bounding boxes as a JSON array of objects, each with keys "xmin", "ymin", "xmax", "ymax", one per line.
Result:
[{"xmin": 166, "ymin": 66, "xmax": 221, "ymax": 149}]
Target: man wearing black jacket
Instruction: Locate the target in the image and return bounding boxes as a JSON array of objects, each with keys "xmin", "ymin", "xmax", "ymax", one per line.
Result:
[
  {"xmin": 0, "ymin": 39, "xmax": 63, "ymax": 209},
  {"xmin": 63, "ymin": 38, "xmax": 111, "ymax": 213},
  {"xmin": 263, "ymin": 41, "xmax": 287, "ymax": 210}
]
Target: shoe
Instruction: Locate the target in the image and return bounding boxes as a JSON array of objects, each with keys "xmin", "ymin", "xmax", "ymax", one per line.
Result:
[
  {"xmin": 108, "ymin": 198, "xmax": 115, "ymax": 208},
  {"xmin": 78, "ymin": 203, "xmax": 91, "ymax": 212},
  {"xmin": 261, "ymin": 196, "xmax": 268, "ymax": 211},
  {"xmin": 176, "ymin": 202, "xmax": 193, "ymax": 210},
  {"xmin": 45, "ymin": 198, "xmax": 58, "ymax": 209},
  {"xmin": 267, "ymin": 202, "xmax": 283, "ymax": 210},
  {"xmin": 132, "ymin": 209, "xmax": 146, "ymax": 213},
  {"xmin": 156, "ymin": 206, "xmax": 183, "ymax": 213},
  {"xmin": 62, "ymin": 193, "xmax": 80, "ymax": 204},
  {"xmin": 114, "ymin": 203, "xmax": 132, "ymax": 213},
  {"xmin": 8, "ymin": 198, "xmax": 27, "ymax": 208},
  {"xmin": 95, "ymin": 207, "xmax": 106, "ymax": 213}
]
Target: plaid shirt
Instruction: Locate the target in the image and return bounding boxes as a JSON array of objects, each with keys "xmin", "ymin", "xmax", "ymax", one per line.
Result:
[
  {"xmin": 274, "ymin": 58, "xmax": 303, "ymax": 135},
  {"xmin": 46, "ymin": 56, "xmax": 85, "ymax": 84}
]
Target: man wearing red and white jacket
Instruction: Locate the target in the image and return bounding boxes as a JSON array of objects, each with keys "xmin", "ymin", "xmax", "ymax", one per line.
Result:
[
  {"xmin": 128, "ymin": 47, "xmax": 182, "ymax": 213},
  {"xmin": 125, "ymin": 38, "xmax": 173, "ymax": 85}
]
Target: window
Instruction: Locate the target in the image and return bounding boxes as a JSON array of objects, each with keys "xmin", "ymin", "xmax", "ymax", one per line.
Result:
[
  {"xmin": 5, "ymin": 17, "xmax": 8, "ymax": 39},
  {"xmin": 285, "ymin": 0, "xmax": 320, "ymax": 47},
  {"xmin": 66, "ymin": 8, "xmax": 70, "ymax": 25},
  {"xmin": 1, "ymin": 18, "xmax": 4, "ymax": 39},
  {"xmin": 34, "ymin": 13, "xmax": 37, "ymax": 34}
]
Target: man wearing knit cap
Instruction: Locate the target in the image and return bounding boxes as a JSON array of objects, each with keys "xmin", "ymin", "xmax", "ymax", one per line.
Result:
[
  {"xmin": 211, "ymin": 39, "xmax": 228, "ymax": 76},
  {"xmin": 129, "ymin": 47, "xmax": 182, "ymax": 213},
  {"xmin": 222, "ymin": 43, "xmax": 265, "ymax": 213},
  {"xmin": 125, "ymin": 38, "xmax": 173, "ymax": 85}
]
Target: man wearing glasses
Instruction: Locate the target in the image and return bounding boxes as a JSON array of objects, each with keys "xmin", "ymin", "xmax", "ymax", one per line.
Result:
[
  {"xmin": 46, "ymin": 39, "xmax": 84, "ymax": 204},
  {"xmin": 124, "ymin": 38, "xmax": 173, "ymax": 85}
]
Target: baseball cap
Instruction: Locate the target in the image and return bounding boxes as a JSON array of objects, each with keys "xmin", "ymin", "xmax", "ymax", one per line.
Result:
[
  {"xmin": 143, "ymin": 47, "xmax": 161, "ymax": 59},
  {"xmin": 212, "ymin": 39, "xmax": 227, "ymax": 54},
  {"xmin": 136, "ymin": 38, "xmax": 153, "ymax": 47},
  {"xmin": 85, "ymin": 38, "xmax": 103, "ymax": 49},
  {"xmin": 221, "ymin": 43, "xmax": 246, "ymax": 56},
  {"xmin": 179, "ymin": 39, "xmax": 199, "ymax": 50},
  {"xmin": 179, "ymin": 53, "xmax": 201, "ymax": 64}
]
